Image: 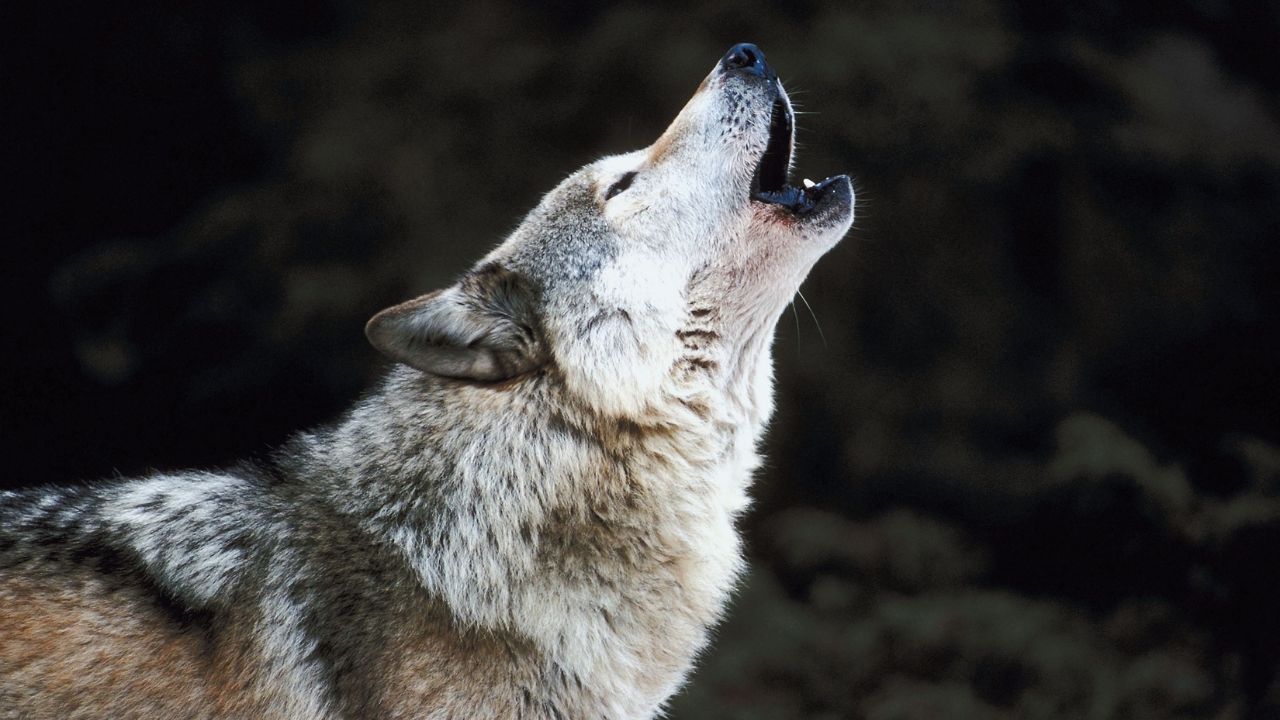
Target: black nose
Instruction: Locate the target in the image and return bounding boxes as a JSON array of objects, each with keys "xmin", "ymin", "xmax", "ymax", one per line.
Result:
[{"xmin": 721, "ymin": 42, "xmax": 771, "ymax": 78}]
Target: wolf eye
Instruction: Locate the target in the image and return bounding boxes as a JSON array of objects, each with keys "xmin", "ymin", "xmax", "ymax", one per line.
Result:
[{"xmin": 605, "ymin": 172, "xmax": 637, "ymax": 200}]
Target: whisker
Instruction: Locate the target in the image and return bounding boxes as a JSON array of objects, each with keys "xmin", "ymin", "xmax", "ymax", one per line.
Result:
[
  {"xmin": 789, "ymin": 300, "xmax": 802, "ymax": 353},
  {"xmin": 781, "ymin": 79, "xmax": 808, "ymax": 95},
  {"xmin": 795, "ymin": 290, "xmax": 827, "ymax": 348}
]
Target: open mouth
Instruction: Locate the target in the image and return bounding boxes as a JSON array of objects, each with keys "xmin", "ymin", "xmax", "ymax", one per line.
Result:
[{"xmin": 750, "ymin": 95, "xmax": 842, "ymax": 215}]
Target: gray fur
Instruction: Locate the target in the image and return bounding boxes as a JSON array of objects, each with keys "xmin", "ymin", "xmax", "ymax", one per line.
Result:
[{"xmin": 0, "ymin": 49, "xmax": 853, "ymax": 719}]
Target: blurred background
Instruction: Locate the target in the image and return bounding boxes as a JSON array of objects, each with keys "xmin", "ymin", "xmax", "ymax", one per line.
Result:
[{"xmin": 5, "ymin": 0, "xmax": 1279, "ymax": 717}]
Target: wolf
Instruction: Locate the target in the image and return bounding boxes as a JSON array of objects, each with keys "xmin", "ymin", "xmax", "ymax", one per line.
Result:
[{"xmin": 0, "ymin": 43, "xmax": 853, "ymax": 719}]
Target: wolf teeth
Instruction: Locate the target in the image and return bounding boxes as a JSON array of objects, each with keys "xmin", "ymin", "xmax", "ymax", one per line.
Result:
[{"xmin": 802, "ymin": 178, "xmax": 815, "ymax": 189}]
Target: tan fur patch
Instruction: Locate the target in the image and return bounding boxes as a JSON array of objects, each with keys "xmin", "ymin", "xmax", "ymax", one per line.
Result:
[
  {"xmin": 0, "ymin": 569, "xmax": 219, "ymax": 719},
  {"xmin": 646, "ymin": 127, "xmax": 680, "ymax": 166},
  {"xmin": 372, "ymin": 598, "xmax": 532, "ymax": 718}
]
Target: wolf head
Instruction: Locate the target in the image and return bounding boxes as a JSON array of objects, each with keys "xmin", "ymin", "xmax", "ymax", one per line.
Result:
[{"xmin": 367, "ymin": 44, "xmax": 854, "ymax": 419}]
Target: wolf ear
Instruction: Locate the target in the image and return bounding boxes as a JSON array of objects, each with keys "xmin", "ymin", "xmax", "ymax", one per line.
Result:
[{"xmin": 365, "ymin": 264, "xmax": 545, "ymax": 382}]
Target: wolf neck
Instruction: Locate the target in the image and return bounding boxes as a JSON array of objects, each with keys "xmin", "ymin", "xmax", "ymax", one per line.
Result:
[{"xmin": 316, "ymin": 355, "xmax": 772, "ymax": 707}]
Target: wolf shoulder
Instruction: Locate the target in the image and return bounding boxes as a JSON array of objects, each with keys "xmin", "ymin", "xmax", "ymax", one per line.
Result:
[{"xmin": 0, "ymin": 464, "xmax": 385, "ymax": 719}]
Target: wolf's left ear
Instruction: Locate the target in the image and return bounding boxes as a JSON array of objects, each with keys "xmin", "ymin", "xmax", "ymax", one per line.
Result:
[{"xmin": 365, "ymin": 264, "xmax": 545, "ymax": 382}]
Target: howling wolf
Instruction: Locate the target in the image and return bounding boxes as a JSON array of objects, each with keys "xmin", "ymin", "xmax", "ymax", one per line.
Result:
[{"xmin": 0, "ymin": 43, "xmax": 854, "ymax": 719}]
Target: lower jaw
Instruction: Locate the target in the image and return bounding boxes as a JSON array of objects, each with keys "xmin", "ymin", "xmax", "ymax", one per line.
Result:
[{"xmin": 751, "ymin": 175, "xmax": 845, "ymax": 216}]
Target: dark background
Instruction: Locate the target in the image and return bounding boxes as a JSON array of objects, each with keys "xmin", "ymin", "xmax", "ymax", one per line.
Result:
[{"xmin": 5, "ymin": 1, "xmax": 1279, "ymax": 717}]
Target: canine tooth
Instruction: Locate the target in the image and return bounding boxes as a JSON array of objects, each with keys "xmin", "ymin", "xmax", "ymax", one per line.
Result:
[{"xmin": 802, "ymin": 178, "xmax": 815, "ymax": 188}]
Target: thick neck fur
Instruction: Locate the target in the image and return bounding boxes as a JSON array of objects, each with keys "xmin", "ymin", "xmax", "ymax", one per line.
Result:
[{"xmin": 306, "ymin": 330, "xmax": 775, "ymax": 717}]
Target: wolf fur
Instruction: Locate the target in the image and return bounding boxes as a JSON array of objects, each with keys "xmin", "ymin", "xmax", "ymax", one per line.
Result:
[{"xmin": 0, "ymin": 45, "xmax": 853, "ymax": 719}]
